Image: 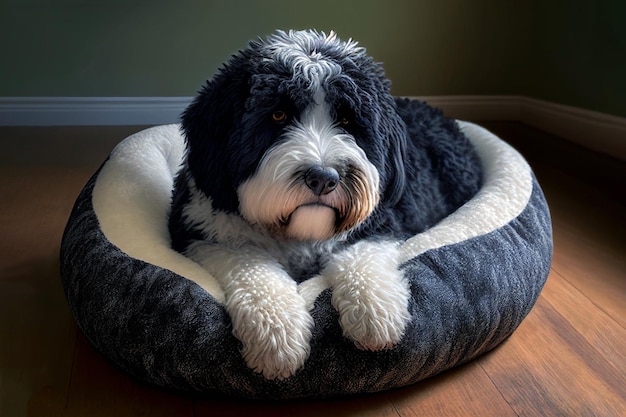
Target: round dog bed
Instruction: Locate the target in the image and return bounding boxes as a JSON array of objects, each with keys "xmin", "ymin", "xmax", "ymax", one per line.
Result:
[{"xmin": 60, "ymin": 120, "xmax": 552, "ymax": 399}]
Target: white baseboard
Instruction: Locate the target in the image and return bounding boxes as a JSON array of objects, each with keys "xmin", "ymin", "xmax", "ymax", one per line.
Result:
[
  {"xmin": 519, "ymin": 98, "xmax": 626, "ymax": 161},
  {"xmin": 0, "ymin": 97, "xmax": 192, "ymax": 127},
  {"xmin": 1, "ymin": 95, "xmax": 624, "ymax": 160},
  {"xmin": 422, "ymin": 95, "xmax": 626, "ymax": 161}
]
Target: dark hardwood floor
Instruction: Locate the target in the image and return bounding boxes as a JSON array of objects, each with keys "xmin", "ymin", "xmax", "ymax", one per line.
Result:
[{"xmin": 1, "ymin": 121, "xmax": 624, "ymax": 416}]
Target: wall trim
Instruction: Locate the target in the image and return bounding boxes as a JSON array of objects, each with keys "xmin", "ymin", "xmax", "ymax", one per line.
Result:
[
  {"xmin": 422, "ymin": 95, "xmax": 626, "ymax": 160},
  {"xmin": 1, "ymin": 95, "xmax": 624, "ymax": 160},
  {"xmin": 0, "ymin": 96, "xmax": 192, "ymax": 127},
  {"xmin": 519, "ymin": 97, "xmax": 626, "ymax": 161}
]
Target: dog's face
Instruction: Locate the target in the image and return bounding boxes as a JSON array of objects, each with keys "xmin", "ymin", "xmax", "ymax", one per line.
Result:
[{"xmin": 182, "ymin": 30, "xmax": 407, "ymax": 241}]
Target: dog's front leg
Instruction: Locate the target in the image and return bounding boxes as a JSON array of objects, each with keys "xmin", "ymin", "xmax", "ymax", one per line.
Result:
[
  {"xmin": 188, "ymin": 244, "xmax": 313, "ymax": 380},
  {"xmin": 323, "ymin": 240, "xmax": 411, "ymax": 350}
]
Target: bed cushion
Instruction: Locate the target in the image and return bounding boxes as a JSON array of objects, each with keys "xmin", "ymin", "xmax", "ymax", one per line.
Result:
[{"xmin": 60, "ymin": 120, "xmax": 552, "ymax": 399}]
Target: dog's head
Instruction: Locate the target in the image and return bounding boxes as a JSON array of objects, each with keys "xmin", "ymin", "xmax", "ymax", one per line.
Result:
[{"xmin": 182, "ymin": 29, "xmax": 407, "ymax": 241}]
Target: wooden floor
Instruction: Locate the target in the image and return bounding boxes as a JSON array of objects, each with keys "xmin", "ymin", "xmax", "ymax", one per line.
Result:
[{"xmin": 1, "ymin": 122, "xmax": 624, "ymax": 416}]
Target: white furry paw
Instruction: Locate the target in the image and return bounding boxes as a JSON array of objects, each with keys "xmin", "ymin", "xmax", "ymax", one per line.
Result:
[
  {"xmin": 325, "ymin": 241, "xmax": 411, "ymax": 351},
  {"xmin": 226, "ymin": 279, "xmax": 314, "ymax": 380}
]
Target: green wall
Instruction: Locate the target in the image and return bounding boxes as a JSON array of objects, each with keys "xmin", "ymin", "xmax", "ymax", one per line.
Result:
[
  {"xmin": 1, "ymin": 0, "xmax": 624, "ymax": 117},
  {"xmin": 526, "ymin": 1, "xmax": 626, "ymax": 117}
]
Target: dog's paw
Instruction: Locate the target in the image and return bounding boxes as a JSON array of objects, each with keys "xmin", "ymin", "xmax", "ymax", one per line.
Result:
[
  {"xmin": 226, "ymin": 276, "xmax": 314, "ymax": 380},
  {"xmin": 325, "ymin": 241, "xmax": 411, "ymax": 351}
]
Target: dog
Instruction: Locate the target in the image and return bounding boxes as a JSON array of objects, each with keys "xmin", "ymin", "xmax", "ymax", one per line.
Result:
[{"xmin": 168, "ymin": 29, "xmax": 482, "ymax": 380}]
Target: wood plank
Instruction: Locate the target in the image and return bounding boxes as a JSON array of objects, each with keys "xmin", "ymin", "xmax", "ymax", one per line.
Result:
[
  {"xmin": 479, "ymin": 279, "xmax": 626, "ymax": 416},
  {"xmin": 0, "ymin": 168, "xmax": 86, "ymax": 417},
  {"xmin": 546, "ymin": 201, "xmax": 626, "ymax": 329},
  {"xmin": 0, "ymin": 125, "xmax": 135, "ymax": 167},
  {"xmin": 0, "ymin": 167, "xmax": 93, "ymax": 268},
  {"xmin": 550, "ymin": 226, "xmax": 626, "ymax": 329},
  {"xmin": 65, "ymin": 333, "xmax": 194, "ymax": 417},
  {"xmin": 385, "ymin": 362, "xmax": 517, "ymax": 417},
  {"xmin": 0, "ymin": 259, "xmax": 77, "ymax": 417},
  {"xmin": 541, "ymin": 269, "xmax": 625, "ymax": 375}
]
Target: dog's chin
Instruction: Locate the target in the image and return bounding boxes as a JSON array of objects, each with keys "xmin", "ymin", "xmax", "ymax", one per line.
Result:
[{"xmin": 283, "ymin": 204, "xmax": 337, "ymax": 241}]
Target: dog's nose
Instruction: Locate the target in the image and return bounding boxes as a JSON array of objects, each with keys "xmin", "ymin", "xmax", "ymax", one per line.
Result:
[{"xmin": 305, "ymin": 166, "xmax": 340, "ymax": 196}]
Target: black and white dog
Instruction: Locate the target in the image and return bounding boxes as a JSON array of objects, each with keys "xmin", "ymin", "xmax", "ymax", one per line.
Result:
[{"xmin": 169, "ymin": 30, "xmax": 482, "ymax": 380}]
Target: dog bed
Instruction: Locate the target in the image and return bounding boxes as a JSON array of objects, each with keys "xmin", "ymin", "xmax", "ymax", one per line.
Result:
[{"xmin": 60, "ymin": 120, "xmax": 552, "ymax": 399}]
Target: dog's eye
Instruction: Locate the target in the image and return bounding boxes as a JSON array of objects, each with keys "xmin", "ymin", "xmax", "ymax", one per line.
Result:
[
  {"xmin": 340, "ymin": 117, "xmax": 350, "ymax": 126},
  {"xmin": 272, "ymin": 111, "xmax": 287, "ymax": 123}
]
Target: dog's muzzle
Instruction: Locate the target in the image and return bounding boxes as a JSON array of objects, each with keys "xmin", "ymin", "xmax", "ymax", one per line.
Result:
[{"xmin": 238, "ymin": 157, "xmax": 379, "ymax": 241}]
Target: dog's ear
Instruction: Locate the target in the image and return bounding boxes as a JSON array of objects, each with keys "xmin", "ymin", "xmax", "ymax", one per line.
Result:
[
  {"xmin": 181, "ymin": 61, "xmax": 250, "ymax": 212},
  {"xmin": 381, "ymin": 109, "xmax": 407, "ymax": 207},
  {"xmin": 342, "ymin": 55, "xmax": 407, "ymax": 208}
]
